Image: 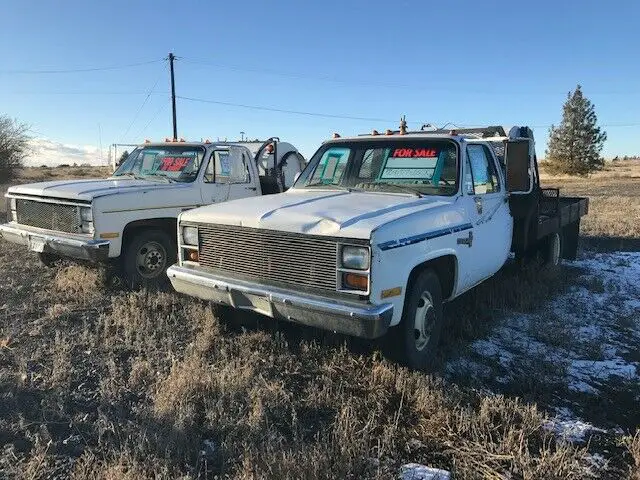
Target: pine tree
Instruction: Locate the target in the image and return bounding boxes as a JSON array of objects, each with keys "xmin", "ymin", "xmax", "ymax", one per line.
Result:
[
  {"xmin": 117, "ymin": 150, "xmax": 130, "ymax": 167},
  {"xmin": 545, "ymin": 85, "xmax": 607, "ymax": 175}
]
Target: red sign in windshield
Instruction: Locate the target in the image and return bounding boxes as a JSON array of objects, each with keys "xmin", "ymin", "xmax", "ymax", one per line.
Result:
[
  {"xmin": 159, "ymin": 156, "xmax": 191, "ymax": 171},
  {"xmin": 391, "ymin": 148, "xmax": 438, "ymax": 158}
]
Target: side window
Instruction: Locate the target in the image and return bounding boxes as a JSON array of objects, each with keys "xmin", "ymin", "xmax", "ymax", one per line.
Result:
[
  {"xmin": 466, "ymin": 144, "xmax": 500, "ymax": 194},
  {"xmin": 203, "ymin": 153, "xmax": 215, "ymax": 183},
  {"xmin": 228, "ymin": 150, "xmax": 251, "ymax": 183},
  {"xmin": 204, "ymin": 151, "xmax": 232, "ymax": 184}
]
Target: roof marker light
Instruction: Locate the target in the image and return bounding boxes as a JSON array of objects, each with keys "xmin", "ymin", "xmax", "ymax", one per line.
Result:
[
  {"xmin": 144, "ymin": 139, "xmax": 151, "ymax": 143},
  {"xmin": 165, "ymin": 137, "xmax": 172, "ymax": 142},
  {"xmin": 371, "ymin": 129, "xmax": 379, "ymax": 136},
  {"xmin": 385, "ymin": 129, "xmax": 393, "ymax": 135},
  {"xmin": 204, "ymin": 139, "xmax": 211, "ymax": 144},
  {"xmin": 332, "ymin": 132, "xmax": 341, "ymax": 138},
  {"xmin": 179, "ymin": 138, "xmax": 185, "ymax": 142},
  {"xmin": 399, "ymin": 115, "xmax": 408, "ymax": 135}
]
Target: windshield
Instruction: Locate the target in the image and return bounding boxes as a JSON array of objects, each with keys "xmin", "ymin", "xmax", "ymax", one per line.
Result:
[
  {"xmin": 112, "ymin": 146, "xmax": 205, "ymax": 183},
  {"xmin": 293, "ymin": 139, "xmax": 458, "ymax": 196}
]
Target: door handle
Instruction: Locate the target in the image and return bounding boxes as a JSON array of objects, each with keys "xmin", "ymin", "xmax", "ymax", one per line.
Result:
[
  {"xmin": 245, "ymin": 186, "xmax": 257, "ymax": 191},
  {"xmin": 457, "ymin": 230, "xmax": 473, "ymax": 247}
]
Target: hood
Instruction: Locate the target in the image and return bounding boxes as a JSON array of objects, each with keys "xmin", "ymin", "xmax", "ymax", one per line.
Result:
[
  {"xmin": 182, "ymin": 189, "xmax": 455, "ymax": 239},
  {"xmin": 7, "ymin": 178, "xmax": 187, "ymax": 202}
]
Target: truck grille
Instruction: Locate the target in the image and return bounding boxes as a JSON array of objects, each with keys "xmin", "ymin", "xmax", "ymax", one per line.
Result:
[
  {"xmin": 198, "ymin": 224, "xmax": 338, "ymax": 291},
  {"xmin": 15, "ymin": 199, "xmax": 80, "ymax": 233}
]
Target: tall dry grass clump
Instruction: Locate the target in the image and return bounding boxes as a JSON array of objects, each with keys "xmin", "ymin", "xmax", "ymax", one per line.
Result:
[
  {"xmin": 53, "ymin": 264, "xmax": 106, "ymax": 302},
  {"xmin": 625, "ymin": 431, "xmax": 640, "ymax": 479}
]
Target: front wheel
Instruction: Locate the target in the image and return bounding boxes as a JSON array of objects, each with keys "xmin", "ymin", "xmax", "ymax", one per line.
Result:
[
  {"xmin": 386, "ymin": 269, "xmax": 444, "ymax": 370},
  {"xmin": 122, "ymin": 229, "xmax": 176, "ymax": 289}
]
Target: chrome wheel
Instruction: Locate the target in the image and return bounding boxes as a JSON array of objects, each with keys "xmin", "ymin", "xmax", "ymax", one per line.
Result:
[
  {"xmin": 414, "ymin": 291, "xmax": 436, "ymax": 351},
  {"xmin": 136, "ymin": 241, "xmax": 166, "ymax": 279}
]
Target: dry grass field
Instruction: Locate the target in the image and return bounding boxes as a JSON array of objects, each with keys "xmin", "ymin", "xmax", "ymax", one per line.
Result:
[{"xmin": 0, "ymin": 163, "xmax": 638, "ymax": 479}]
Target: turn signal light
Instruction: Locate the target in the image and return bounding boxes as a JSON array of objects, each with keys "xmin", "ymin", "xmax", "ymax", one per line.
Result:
[
  {"xmin": 343, "ymin": 273, "xmax": 368, "ymax": 291},
  {"xmin": 185, "ymin": 249, "xmax": 199, "ymax": 262}
]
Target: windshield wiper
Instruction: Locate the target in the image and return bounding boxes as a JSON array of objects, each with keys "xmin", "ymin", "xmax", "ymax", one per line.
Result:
[
  {"xmin": 113, "ymin": 172, "xmax": 145, "ymax": 180},
  {"xmin": 145, "ymin": 173, "xmax": 175, "ymax": 183},
  {"xmin": 303, "ymin": 183, "xmax": 351, "ymax": 191},
  {"xmin": 354, "ymin": 182, "xmax": 423, "ymax": 198}
]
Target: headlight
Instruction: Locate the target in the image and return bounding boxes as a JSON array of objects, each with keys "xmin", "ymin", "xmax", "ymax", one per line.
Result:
[
  {"xmin": 182, "ymin": 226, "xmax": 198, "ymax": 246},
  {"xmin": 341, "ymin": 246, "xmax": 370, "ymax": 270},
  {"xmin": 80, "ymin": 207, "xmax": 93, "ymax": 222}
]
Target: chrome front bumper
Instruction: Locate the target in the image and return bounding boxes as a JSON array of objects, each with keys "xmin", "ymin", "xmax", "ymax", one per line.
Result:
[
  {"xmin": 0, "ymin": 222, "xmax": 110, "ymax": 262},
  {"xmin": 167, "ymin": 264, "xmax": 393, "ymax": 339}
]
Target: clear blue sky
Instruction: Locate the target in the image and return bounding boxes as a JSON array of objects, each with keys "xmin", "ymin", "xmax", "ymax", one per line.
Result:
[{"xmin": 1, "ymin": 0, "xmax": 639, "ymax": 163}]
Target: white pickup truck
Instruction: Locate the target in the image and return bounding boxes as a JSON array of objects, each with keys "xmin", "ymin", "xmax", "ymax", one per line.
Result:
[
  {"xmin": 0, "ymin": 138, "xmax": 305, "ymax": 287},
  {"xmin": 167, "ymin": 125, "xmax": 588, "ymax": 369}
]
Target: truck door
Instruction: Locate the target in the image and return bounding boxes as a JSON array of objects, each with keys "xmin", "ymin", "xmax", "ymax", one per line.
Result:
[
  {"xmin": 462, "ymin": 144, "xmax": 512, "ymax": 280},
  {"xmin": 226, "ymin": 146, "xmax": 260, "ymax": 200},
  {"xmin": 200, "ymin": 149, "xmax": 231, "ymax": 204}
]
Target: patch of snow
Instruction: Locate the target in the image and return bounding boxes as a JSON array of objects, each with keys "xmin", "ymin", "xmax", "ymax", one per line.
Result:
[
  {"xmin": 568, "ymin": 359, "xmax": 637, "ymax": 393},
  {"xmin": 401, "ymin": 464, "xmax": 451, "ymax": 480},
  {"xmin": 446, "ymin": 251, "xmax": 640, "ymax": 432},
  {"xmin": 544, "ymin": 418, "xmax": 605, "ymax": 443},
  {"xmin": 585, "ymin": 452, "xmax": 608, "ymax": 470}
]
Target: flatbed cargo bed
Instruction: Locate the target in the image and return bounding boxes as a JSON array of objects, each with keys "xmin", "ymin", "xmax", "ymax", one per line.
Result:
[{"xmin": 537, "ymin": 191, "xmax": 589, "ymax": 239}]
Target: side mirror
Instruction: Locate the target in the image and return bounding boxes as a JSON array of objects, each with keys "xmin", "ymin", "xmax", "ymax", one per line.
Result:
[{"xmin": 504, "ymin": 140, "xmax": 532, "ymax": 194}]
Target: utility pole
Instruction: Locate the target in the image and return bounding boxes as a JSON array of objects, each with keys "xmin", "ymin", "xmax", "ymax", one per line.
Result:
[{"xmin": 168, "ymin": 52, "xmax": 178, "ymax": 140}]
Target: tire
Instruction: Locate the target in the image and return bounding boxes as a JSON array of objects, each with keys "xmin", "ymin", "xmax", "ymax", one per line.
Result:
[
  {"xmin": 122, "ymin": 229, "xmax": 176, "ymax": 289},
  {"xmin": 540, "ymin": 231, "xmax": 562, "ymax": 268},
  {"xmin": 38, "ymin": 252, "xmax": 61, "ymax": 267},
  {"xmin": 387, "ymin": 269, "xmax": 444, "ymax": 370}
]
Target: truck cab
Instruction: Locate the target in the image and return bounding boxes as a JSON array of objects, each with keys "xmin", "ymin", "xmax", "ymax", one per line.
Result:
[
  {"xmin": 0, "ymin": 138, "xmax": 305, "ymax": 287},
  {"xmin": 167, "ymin": 125, "xmax": 587, "ymax": 369}
]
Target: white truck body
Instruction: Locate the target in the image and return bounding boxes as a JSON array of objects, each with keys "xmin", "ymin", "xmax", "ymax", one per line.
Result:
[
  {"xmin": 167, "ymin": 126, "xmax": 587, "ymax": 368},
  {"xmin": 1, "ymin": 139, "xmax": 304, "ymax": 286}
]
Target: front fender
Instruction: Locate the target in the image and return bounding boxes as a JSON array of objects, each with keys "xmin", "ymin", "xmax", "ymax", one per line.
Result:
[{"xmin": 371, "ymin": 243, "xmax": 459, "ymax": 328}]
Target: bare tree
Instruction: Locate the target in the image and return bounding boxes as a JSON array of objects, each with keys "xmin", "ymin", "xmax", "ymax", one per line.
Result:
[{"xmin": 0, "ymin": 115, "xmax": 31, "ymax": 182}]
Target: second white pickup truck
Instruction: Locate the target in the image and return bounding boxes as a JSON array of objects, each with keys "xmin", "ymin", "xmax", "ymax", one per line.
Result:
[
  {"xmin": 0, "ymin": 138, "xmax": 305, "ymax": 287},
  {"xmin": 167, "ymin": 125, "xmax": 588, "ymax": 369}
]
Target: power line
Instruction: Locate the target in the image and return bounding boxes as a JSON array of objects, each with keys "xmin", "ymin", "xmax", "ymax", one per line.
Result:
[
  {"xmin": 132, "ymin": 102, "xmax": 168, "ymax": 141},
  {"xmin": 181, "ymin": 58, "xmax": 640, "ymax": 96},
  {"xmin": 177, "ymin": 95, "xmax": 398, "ymax": 123},
  {"xmin": 120, "ymin": 74, "xmax": 163, "ymax": 142},
  {"xmin": 7, "ymin": 91, "xmax": 168, "ymax": 96},
  {"xmin": 0, "ymin": 59, "xmax": 163, "ymax": 75}
]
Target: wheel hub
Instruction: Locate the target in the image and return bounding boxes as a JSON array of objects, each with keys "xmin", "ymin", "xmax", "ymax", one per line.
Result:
[
  {"xmin": 414, "ymin": 291, "xmax": 435, "ymax": 351},
  {"xmin": 136, "ymin": 241, "xmax": 166, "ymax": 278}
]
